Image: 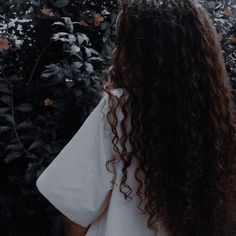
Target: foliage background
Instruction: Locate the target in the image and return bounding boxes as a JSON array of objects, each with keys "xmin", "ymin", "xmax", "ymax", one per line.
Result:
[{"xmin": 0, "ymin": 0, "xmax": 235, "ymax": 235}]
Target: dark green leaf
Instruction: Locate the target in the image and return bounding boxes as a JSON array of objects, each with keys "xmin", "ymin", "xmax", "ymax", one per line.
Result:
[
  {"xmin": 100, "ymin": 22, "xmax": 109, "ymax": 30},
  {"xmin": 15, "ymin": 103, "xmax": 34, "ymax": 112},
  {"xmin": 31, "ymin": 0, "xmax": 40, "ymax": 6},
  {"xmin": 77, "ymin": 33, "xmax": 89, "ymax": 45},
  {"xmin": 62, "ymin": 17, "xmax": 74, "ymax": 33},
  {"xmin": 7, "ymin": 75, "xmax": 20, "ymax": 83},
  {"xmin": 71, "ymin": 61, "xmax": 82, "ymax": 69},
  {"xmin": 89, "ymin": 48, "xmax": 99, "ymax": 55},
  {"xmin": 52, "ymin": 0, "xmax": 70, "ymax": 8},
  {"xmin": 85, "ymin": 47, "xmax": 92, "ymax": 58},
  {"xmin": 0, "ymin": 126, "xmax": 11, "ymax": 133},
  {"xmin": 17, "ymin": 121, "xmax": 34, "ymax": 130},
  {"xmin": 88, "ymin": 57, "xmax": 104, "ymax": 63},
  {"xmin": 5, "ymin": 151, "xmax": 23, "ymax": 163},
  {"xmin": 71, "ymin": 45, "xmax": 81, "ymax": 53},
  {"xmin": 0, "ymin": 95, "xmax": 11, "ymax": 105},
  {"xmin": 20, "ymin": 134, "xmax": 37, "ymax": 141},
  {"xmin": 1, "ymin": 114, "xmax": 15, "ymax": 125},
  {"xmin": 0, "ymin": 141, "xmax": 5, "ymax": 147},
  {"xmin": 13, "ymin": 0, "xmax": 27, "ymax": 4},
  {"xmin": 85, "ymin": 62, "xmax": 94, "ymax": 74},
  {"xmin": 28, "ymin": 140, "xmax": 43, "ymax": 151},
  {"xmin": 52, "ymin": 22, "xmax": 66, "ymax": 27},
  {"xmin": 5, "ymin": 144, "xmax": 22, "ymax": 152},
  {"xmin": 0, "ymin": 107, "xmax": 11, "ymax": 114},
  {"xmin": 208, "ymin": 1, "xmax": 215, "ymax": 10},
  {"xmin": 0, "ymin": 86, "xmax": 11, "ymax": 94}
]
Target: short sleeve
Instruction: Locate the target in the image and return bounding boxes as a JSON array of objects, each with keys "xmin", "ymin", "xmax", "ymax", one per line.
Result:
[{"xmin": 36, "ymin": 93, "xmax": 115, "ymax": 227}]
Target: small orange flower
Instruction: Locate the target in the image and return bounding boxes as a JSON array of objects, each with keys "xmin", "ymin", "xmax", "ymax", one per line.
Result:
[
  {"xmin": 223, "ymin": 9, "xmax": 232, "ymax": 17},
  {"xmin": 41, "ymin": 7, "xmax": 54, "ymax": 17},
  {"xmin": 0, "ymin": 38, "xmax": 9, "ymax": 51},
  {"xmin": 79, "ymin": 19, "xmax": 89, "ymax": 27},
  {"xmin": 43, "ymin": 98, "xmax": 54, "ymax": 107},
  {"xmin": 229, "ymin": 36, "xmax": 236, "ymax": 45},
  {"xmin": 94, "ymin": 13, "xmax": 104, "ymax": 27}
]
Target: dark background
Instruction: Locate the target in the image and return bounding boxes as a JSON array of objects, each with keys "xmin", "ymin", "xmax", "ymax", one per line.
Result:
[{"xmin": 0, "ymin": 0, "xmax": 235, "ymax": 235}]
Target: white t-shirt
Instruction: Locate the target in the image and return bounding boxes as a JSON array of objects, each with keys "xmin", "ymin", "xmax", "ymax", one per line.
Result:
[{"xmin": 36, "ymin": 88, "xmax": 168, "ymax": 236}]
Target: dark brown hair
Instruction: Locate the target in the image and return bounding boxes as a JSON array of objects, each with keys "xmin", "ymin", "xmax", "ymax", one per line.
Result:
[{"xmin": 104, "ymin": 0, "xmax": 236, "ymax": 235}]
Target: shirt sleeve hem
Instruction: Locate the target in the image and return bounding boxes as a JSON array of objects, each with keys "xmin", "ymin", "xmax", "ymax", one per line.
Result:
[{"xmin": 36, "ymin": 177, "xmax": 92, "ymax": 228}]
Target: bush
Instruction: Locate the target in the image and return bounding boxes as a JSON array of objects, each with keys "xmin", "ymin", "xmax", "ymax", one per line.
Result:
[{"xmin": 0, "ymin": 0, "xmax": 235, "ymax": 235}]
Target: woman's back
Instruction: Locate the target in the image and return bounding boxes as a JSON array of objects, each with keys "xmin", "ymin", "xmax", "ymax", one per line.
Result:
[
  {"xmin": 37, "ymin": 0, "xmax": 236, "ymax": 235},
  {"xmin": 37, "ymin": 88, "xmax": 168, "ymax": 236},
  {"xmin": 86, "ymin": 88, "xmax": 169, "ymax": 236},
  {"xmin": 103, "ymin": 0, "xmax": 236, "ymax": 235}
]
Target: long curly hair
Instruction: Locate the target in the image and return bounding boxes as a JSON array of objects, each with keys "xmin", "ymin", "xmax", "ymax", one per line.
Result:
[{"xmin": 103, "ymin": 0, "xmax": 236, "ymax": 235}]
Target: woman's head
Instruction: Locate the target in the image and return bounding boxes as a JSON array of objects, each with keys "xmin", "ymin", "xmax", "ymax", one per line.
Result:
[
  {"xmin": 104, "ymin": 1, "xmax": 236, "ymax": 236},
  {"xmin": 109, "ymin": 0, "xmax": 223, "ymax": 91}
]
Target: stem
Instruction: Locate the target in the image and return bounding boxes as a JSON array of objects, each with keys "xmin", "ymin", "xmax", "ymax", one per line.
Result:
[
  {"xmin": 10, "ymin": 84, "xmax": 31, "ymax": 158},
  {"xmin": 27, "ymin": 44, "xmax": 50, "ymax": 85}
]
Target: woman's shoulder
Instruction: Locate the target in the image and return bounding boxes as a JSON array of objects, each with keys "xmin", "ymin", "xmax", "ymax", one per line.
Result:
[
  {"xmin": 101, "ymin": 88, "xmax": 127, "ymax": 102},
  {"xmin": 99, "ymin": 88, "xmax": 128, "ymax": 114},
  {"xmin": 99, "ymin": 87, "xmax": 127, "ymax": 123},
  {"xmin": 111, "ymin": 88, "xmax": 126, "ymax": 97}
]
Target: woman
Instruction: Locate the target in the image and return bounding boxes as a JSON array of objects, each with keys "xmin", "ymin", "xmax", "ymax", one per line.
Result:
[{"xmin": 36, "ymin": 0, "xmax": 236, "ymax": 235}]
